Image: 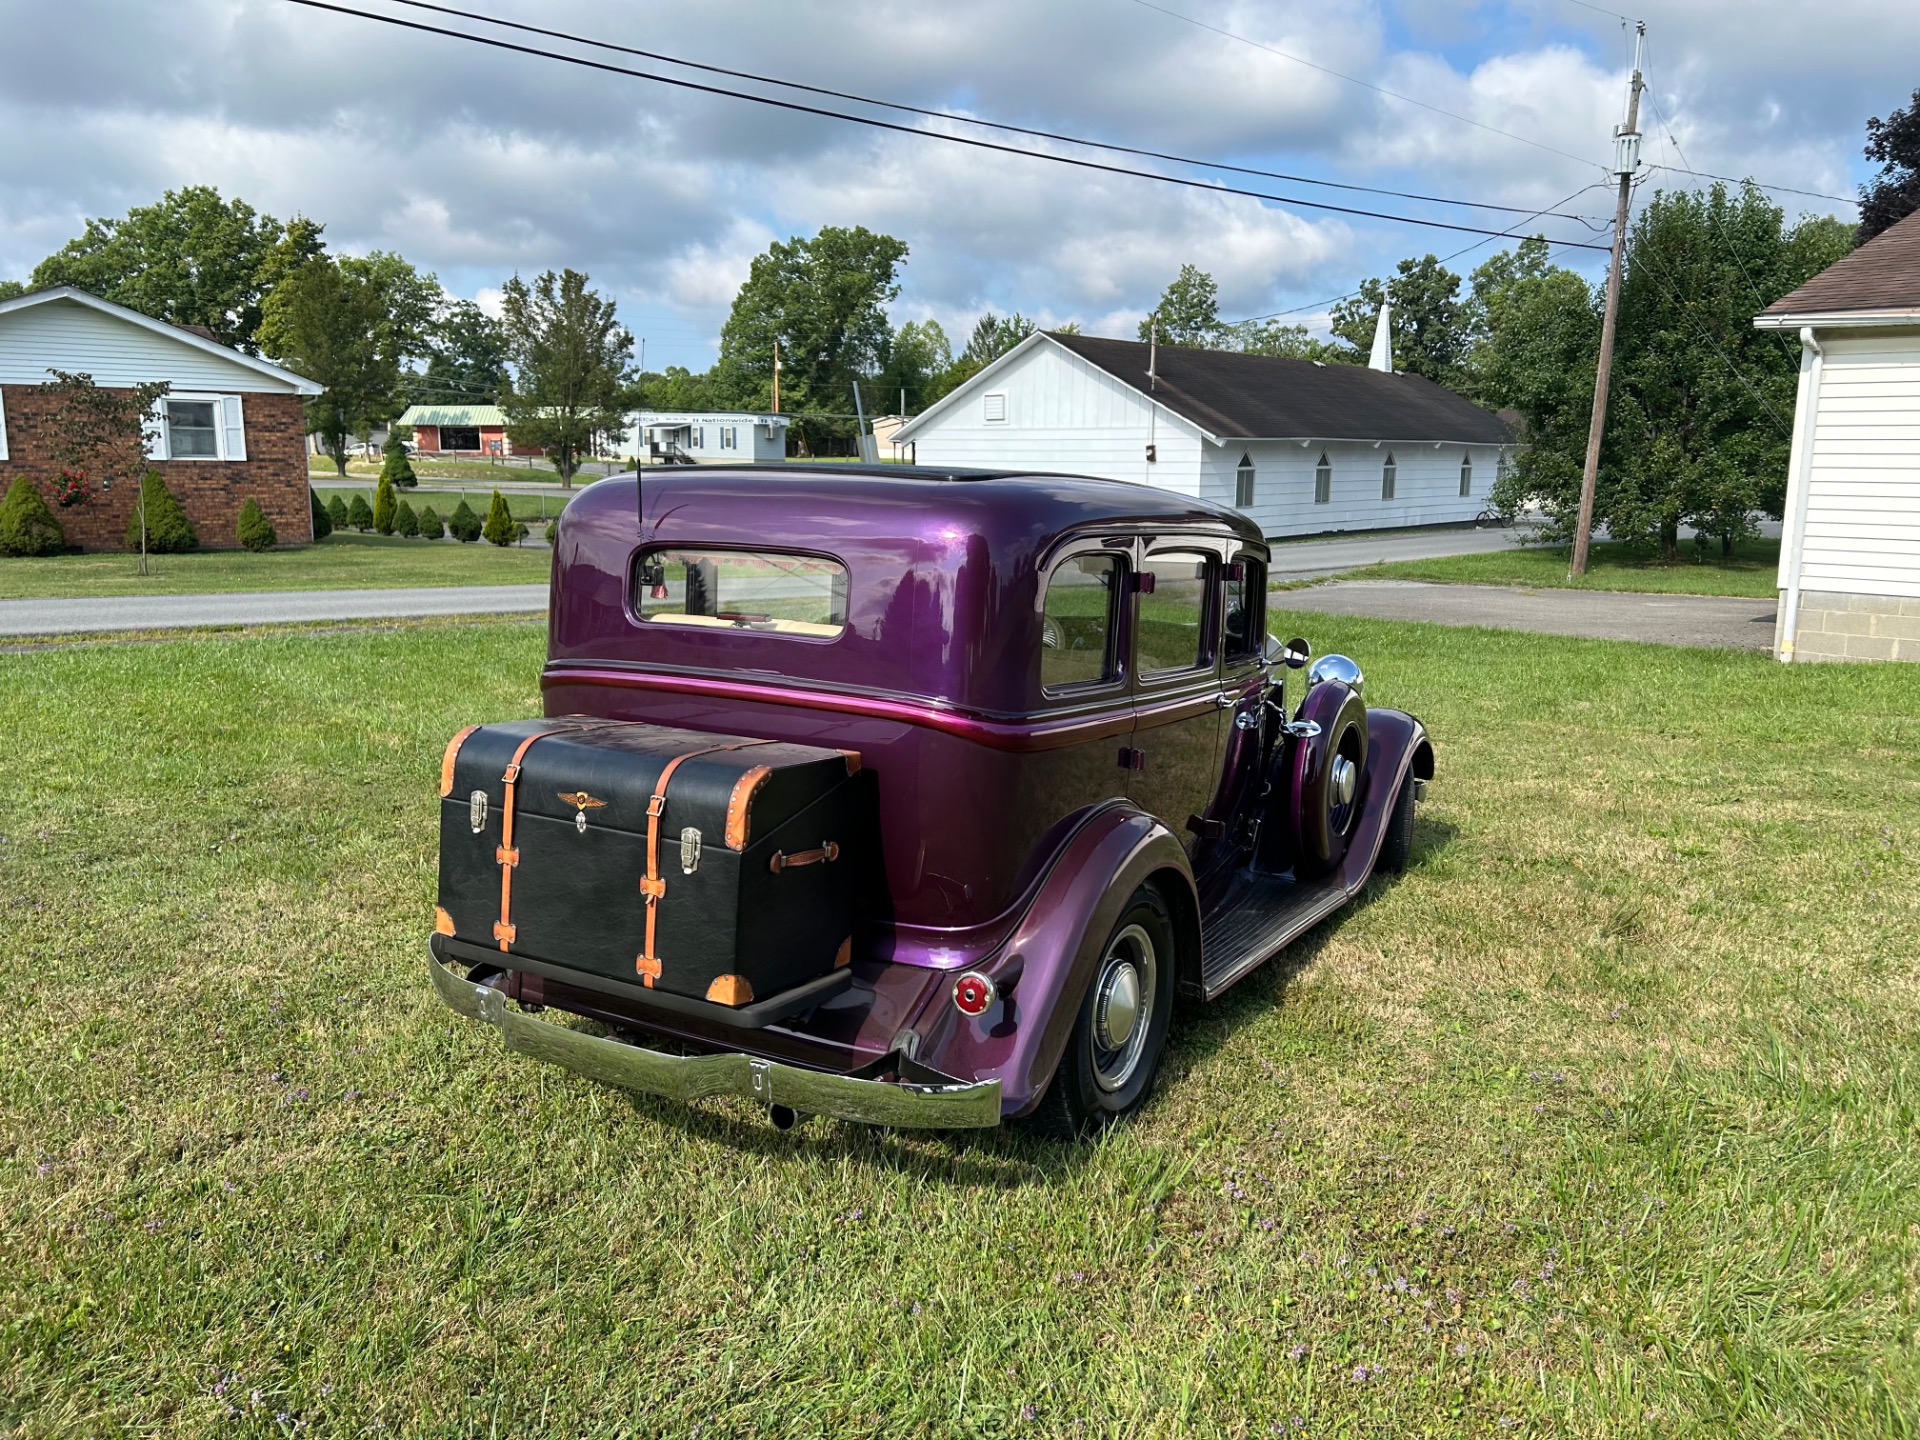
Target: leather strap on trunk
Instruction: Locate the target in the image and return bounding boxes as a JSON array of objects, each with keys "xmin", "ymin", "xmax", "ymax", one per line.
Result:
[
  {"xmin": 637, "ymin": 739, "xmax": 775, "ymax": 986},
  {"xmin": 491, "ymin": 719, "xmax": 626, "ymax": 952}
]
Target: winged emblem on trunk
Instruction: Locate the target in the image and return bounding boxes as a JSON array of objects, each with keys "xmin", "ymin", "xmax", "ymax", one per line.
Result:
[{"xmin": 559, "ymin": 790, "xmax": 607, "ymax": 833}]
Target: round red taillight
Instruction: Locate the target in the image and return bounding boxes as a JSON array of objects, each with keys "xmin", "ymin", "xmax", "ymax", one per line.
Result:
[{"xmin": 952, "ymin": 971, "xmax": 995, "ymax": 1017}]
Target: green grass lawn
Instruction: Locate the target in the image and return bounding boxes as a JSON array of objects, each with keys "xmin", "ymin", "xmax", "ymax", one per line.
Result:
[
  {"xmin": 0, "ymin": 532, "xmax": 550, "ymax": 599},
  {"xmin": 2, "ymin": 617, "xmax": 1916, "ymax": 1435},
  {"xmin": 314, "ymin": 485, "xmax": 573, "ymax": 526},
  {"xmin": 1333, "ymin": 537, "xmax": 1781, "ymax": 598}
]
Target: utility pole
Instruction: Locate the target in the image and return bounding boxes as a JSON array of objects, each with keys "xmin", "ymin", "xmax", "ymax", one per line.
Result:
[
  {"xmin": 1572, "ymin": 20, "xmax": 1645, "ymax": 576},
  {"xmin": 771, "ymin": 337, "xmax": 781, "ymax": 414}
]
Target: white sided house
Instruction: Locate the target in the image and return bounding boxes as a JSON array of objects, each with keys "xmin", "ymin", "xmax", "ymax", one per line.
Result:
[
  {"xmin": 627, "ymin": 410, "xmax": 789, "ymax": 465},
  {"xmin": 1756, "ymin": 208, "xmax": 1920, "ymax": 663},
  {"xmin": 890, "ymin": 331, "xmax": 1511, "ymax": 538}
]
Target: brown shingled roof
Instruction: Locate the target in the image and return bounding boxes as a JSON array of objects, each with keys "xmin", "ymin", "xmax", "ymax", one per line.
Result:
[
  {"xmin": 1761, "ymin": 207, "xmax": 1920, "ymax": 317},
  {"xmin": 1047, "ymin": 332, "xmax": 1510, "ymax": 444}
]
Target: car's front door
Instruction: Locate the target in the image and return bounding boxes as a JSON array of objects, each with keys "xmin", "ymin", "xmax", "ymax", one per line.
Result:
[{"xmin": 1128, "ymin": 543, "xmax": 1227, "ymax": 862}]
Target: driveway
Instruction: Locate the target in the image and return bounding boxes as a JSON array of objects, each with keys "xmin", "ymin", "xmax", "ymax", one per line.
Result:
[
  {"xmin": 0, "ymin": 585, "xmax": 548, "ymax": 638},
  {"xmin": 1267, "ymin": 525, "xmax": 1544, "ymax": 580},
  {"xmin": 1278, "ymin": 580, "xmax": 1776, "ymax": 650}
]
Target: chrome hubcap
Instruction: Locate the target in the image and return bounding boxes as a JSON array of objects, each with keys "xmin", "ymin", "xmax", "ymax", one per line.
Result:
[
  {"xmin": 1330, "ymin": 754, "xmax": 1357, "ymax": 808},
  {"xmin": 1091, "ymin": 923, "xmax": 1156, "ymax": 1092}
]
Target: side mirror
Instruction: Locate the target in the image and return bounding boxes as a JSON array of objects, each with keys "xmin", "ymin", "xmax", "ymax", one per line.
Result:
[{"xmin": 1265, "ymin": 635, "xmax": 1311, "ymax": 670}]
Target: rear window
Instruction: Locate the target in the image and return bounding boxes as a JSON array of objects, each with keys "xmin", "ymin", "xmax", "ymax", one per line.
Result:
[
  {"xmin": 634, "ymin": 548, "xmax": 848, "ymax": 639},
  {"xmin": 1041, "ymin": 554, "xmax": 1120, "ymax": 690}
]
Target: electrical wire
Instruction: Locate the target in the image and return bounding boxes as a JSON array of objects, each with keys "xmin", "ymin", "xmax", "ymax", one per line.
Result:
[
  {"xmin": 379, "ymin": 0, "xmax": 1609, "ymax": 223},
  {"xmin": 1644, "ymin": 165, "xmax": 1855, "ymax": 207},
  {"xmin": 1119, "ymin": 0, "xmax": 1608, "ymax": 170},
  {"xmin": 278, "ymin": 0, "xmax": 1616, "ymax": 250}
]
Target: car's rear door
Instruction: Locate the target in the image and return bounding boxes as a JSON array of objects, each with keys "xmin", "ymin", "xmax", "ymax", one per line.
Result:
[{"xmin": 1127, "ymin": 541, "xmax": 1228, "ymax": 861}]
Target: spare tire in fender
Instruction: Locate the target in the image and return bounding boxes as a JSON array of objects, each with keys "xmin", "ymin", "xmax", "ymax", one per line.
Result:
[{"xmin": 1289, "ymin": 683, "xmax": 1368, "ymax": 878}]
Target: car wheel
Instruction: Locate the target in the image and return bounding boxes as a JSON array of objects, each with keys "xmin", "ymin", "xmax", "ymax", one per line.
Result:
[
  {"xmin": 1021, "ymin": 886, "xmax": 1176, "ymax": 1142},
  {"xmin": 1376, "ymin": 776, "xmax": 1416, "ymax": 874},
  {"xmin": 1292, "ymin": 686, "xmax": 1368, "ymax": 879}
]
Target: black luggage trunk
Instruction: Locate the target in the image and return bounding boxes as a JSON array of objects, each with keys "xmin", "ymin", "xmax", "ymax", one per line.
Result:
[{"xmin": 437, "ymin": 717, "xmax": 866, "ymax": 1008}]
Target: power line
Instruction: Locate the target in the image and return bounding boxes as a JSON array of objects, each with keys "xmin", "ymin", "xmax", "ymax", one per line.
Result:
[
  {"xmin": 1546, "ymin": 0, "xmax": 1640, "ymax": 23},
  {"xmin": 380, "ymin": 0, "xmax": 1608, "ymax": 223},
  {"xmin": 1644, "ymin": 165, "xmax": 1855, "ymax": 207},
  {"xmin": 1119, "ymin": 0, "xmax": 1607, "ymax": 170},
  {"xmin": 278, "ymin": 0, "xmax": 1616, "ymax": 250}
]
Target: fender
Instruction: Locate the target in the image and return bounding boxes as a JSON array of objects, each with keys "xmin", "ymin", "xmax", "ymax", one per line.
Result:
[
  {"xmin": 1335, "ymin": 707, "xmax": 1434, "ymax": 891},
  {"xmin": 906, "ymin": 803, "xmax": 1198, "ymax": 1117}
]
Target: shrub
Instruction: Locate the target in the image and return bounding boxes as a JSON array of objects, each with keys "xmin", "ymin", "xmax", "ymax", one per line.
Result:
[
  {"xmin": 236, "ymin": 497, "xmax": 277, "ymax": 551},
  {"xmin": 348, "ymin": 494, "xmax": 374, "ymax": 531},
  {"xmin": 448, "ymin": 499, "xmax": 482, "ymax": 543},
  {"xmin": 380, "ymin": 431, "xmax": 417, "ymax": 488},
  {"xmin": 395, "ymin": 498, "xmax": 420, "ymax": 537},
  {"xmin": 310, "ymin": 488, "xmax": 333, "ymax": 540},
  {"xmin": 417, "ymin": 505, "xmax": 443, "ymax": 540},
  {"xmin": 482, "ymin": 490, "xmax": 516, "ymax": 547},
  {"xmin": 0, "ymin": 475, "xmax": 66, "ymax": 556},
  {"xmin": 544, "ymin": 518, "xmax": 557, "ymax": 547},
  {"xmin": 124, "ymin": 472, "xmax": 199, "ymax": 553},
  {"xmin": 326, "ymin": 494, "xmax": 349, "ymax": 530},
  {"xmin": 514, "ymin": 521, "xmax": 529, "ymax": 545},
  {"xmin": 373, "ymin": 473, "xmax": 397, "ymax": 535}
]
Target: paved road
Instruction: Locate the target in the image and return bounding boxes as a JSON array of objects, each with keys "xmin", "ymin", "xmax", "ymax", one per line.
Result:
[
  {"xmin": 1278, "ymin": 580, "xmax": 1777, "ymax": 649},
  {"xmin": 0, "ymin": 585, "xmax": 548, "ymax": 638},
  {"xmin": 1268, "ymin": 524, "xmax": 1542, "ymax": 580}
]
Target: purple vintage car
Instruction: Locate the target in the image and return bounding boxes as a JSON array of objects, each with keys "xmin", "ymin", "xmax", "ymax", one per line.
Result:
[{"xmin": 429, "ymin": 465, "xmax": 1432, "ymax": 1138}]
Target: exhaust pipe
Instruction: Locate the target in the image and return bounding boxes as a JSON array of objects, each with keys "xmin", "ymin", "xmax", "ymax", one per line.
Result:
[{"xmin": 768, "ymin": 1104, "xmax": 799, "ymax": 1132}]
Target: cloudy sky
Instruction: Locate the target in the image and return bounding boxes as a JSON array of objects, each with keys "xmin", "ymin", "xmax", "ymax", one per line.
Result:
[{"xmin": 0, "ymin": 0, "xmax": 1910, "ymax": 370}]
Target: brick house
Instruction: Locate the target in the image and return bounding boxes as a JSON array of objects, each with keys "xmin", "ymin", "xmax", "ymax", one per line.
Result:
[{"xmin": 0, "ymin": 286, "xmax": 322, "ymax": 550}]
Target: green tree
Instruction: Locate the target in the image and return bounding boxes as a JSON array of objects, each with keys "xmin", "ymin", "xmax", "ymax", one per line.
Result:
[
  {"xmin": 394, "ymin": 497, "xmax": 420, "ymax": 537},
  {"xmin": 876, "ymin": 319, "xmax": 953, "ymax": 410},
  {"xmin": 481, "ymin": 490, "xmax": 515, "ymax": 546},
  {"xmin": 1860, "ymin": 86, "xmax": 1920, "ymax": 243},
  {"xmin": 447, "ymin": 498, "xmax": 482, "ymax": 542},
  {"xmin": 380, "ymin": 430, "xmax": 416, "ymax": 488},
  {"xmin": 498, "ymin": 268, "xmax": 633, "ymax": 486},
  {"xmin": 123, "ymin": 473, "xmax": 197, "ymax": 553},
  {"xmin": 423, "ymin": 298, "xmax": 510, "ymax": 404},
  {"xmin": 0, "ymin": 475, "xmax": 66, "ymax": 557},
  {"xmin": 0, "ymin": 279, "xmax": 26, "ymax": 301},
  {"xmin": 373, "ymin": 473, "xmax": 397, "ymax": 535},
  {"xmin": 257, "ymin": 256, "xmax": 399, "ymax": 476},
  {"xmin": 713, "ymin": 226, "xmax": 909, "ymax": 449},
  {"xmin": 1138, "ymin": 264, "xmax": 1222, "ymax": 346},
  {"xmin": 31, "ymin": 187, "xmax": 324, "ymax": 351},
  {"xmin": 347, "ymin": 493, "xmax": 374, "ymax": 531},
  {"xmin": 38, "ymin": 369, "xmax": 173, "ymax": 571},
  {"xmin": 310, "ymin": 487, "xmax": 333, "ymax": 540},
  {"xmin": 636, "ymin": 365, "xmax": 718, "ymax": 412},
  {"xmin": 417, "ymin": 505, "xmax": 443, "ymax": 539},
  {"xmin": 236, "ymin": 497, "xmax": 277, "ymax": 551},
  {"xmin": 326, "ymin": 494, "xmax": 350, "ymax": 530},
  {"xmin": 1218, "ymin": 317, "xmax": 1352, "ymax": 362},
  {"xmin": 1330, "ymin": 255, "xmax": 1469, "ymax": 385}
]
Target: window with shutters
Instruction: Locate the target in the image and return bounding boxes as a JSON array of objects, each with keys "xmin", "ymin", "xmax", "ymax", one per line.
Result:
[
  {"xmin": 151, "ymin": 393, "xmax": 247, "ymax": 461},
  {"xmin": 1459, "ymin": 452, "xmax": 1473, "ymax": 496},
  {"xmin": 1381, "ymin": 452, "xmax": 1396, "ymax": 500},
  {"xmin": 1314, "ymin": 452, "xmax": 1332, "ymax": 504},
  {"xmin": 1235, "ymin": 453, "xmax": 1255, "ymax": 507},
  {"xmin": 983, "ymin": 392, "xmax": 1008, "ymax": 423}
]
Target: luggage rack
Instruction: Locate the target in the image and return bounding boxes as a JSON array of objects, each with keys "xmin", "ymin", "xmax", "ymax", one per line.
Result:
[{"xmin": 430, "ymin": 934, "xmax": 853, "ymax": 1030}]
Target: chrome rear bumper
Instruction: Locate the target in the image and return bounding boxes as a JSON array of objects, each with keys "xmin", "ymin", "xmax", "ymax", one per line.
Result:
[{"xmin": 429, "ymin": 954, "xmax": 1003, "ymax": 1129}]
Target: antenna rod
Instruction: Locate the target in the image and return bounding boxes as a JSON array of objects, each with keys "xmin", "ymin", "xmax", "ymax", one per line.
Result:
[{"xmin": 1572, "ymin": 20, "xmax": 1645, "ymax": 576}]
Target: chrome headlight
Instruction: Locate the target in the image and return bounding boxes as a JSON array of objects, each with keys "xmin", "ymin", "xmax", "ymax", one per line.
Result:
[{"xmin": 1307, "ymin": 653, "xmax": 1364, "ymax": 697}]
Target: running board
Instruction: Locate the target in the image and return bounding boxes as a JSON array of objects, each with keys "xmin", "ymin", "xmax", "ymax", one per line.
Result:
[{"xmin": 1197, "ymin": 871, "xmax": 1351, "ymax": 1000}]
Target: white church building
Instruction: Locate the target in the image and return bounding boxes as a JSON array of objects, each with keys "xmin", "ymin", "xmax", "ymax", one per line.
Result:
[{"xmin": 890, "ymin": 329, "xmax": 1512, "ymax": 538}]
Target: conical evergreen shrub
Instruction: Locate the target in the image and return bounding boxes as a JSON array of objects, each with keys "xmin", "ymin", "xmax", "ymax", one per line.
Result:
[
  {"xmin": 124, "ymin": 472, "xmax": 198, "ymax": 553},
  {"xmin": 348, "ymin": 494, "xmax": 374, "ymax": 531},
  {"xmin": 0, "ymin": 475, "xmax": 66, "ymax": 557},
  {"xmin": 310, "ymin": 488, "xmax": 332, "ymax": 540},
  {"xmin": 482, "ymin": 489, "xmax": 515, "ymax": 547},
  {"xmin": 417, "ymin": 505, "xmax": 443, "ymax": 540},
  {"xmin": 380, "ymin": 432, "xmax": 417, "ymax": 488},
  {"xmin": 395, "ymin": 498, "xmax": 420, "ymax": 537},
  {"xmin": 373, "ymin": 474, "xmax": 397, "ymax": 535},
  {"xmin": 448, "ymin": 499, "xmax": 481, "ymax": 542},
  {"xmin": 236, "ymin": 497, "xmax": 277, "ymax": 551},
  {"xmin": 326, "ymin": 494, "xmax": 349, "ymax": 530}
]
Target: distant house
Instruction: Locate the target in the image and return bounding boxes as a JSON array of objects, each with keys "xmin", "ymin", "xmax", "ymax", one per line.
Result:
[
  {"xmin": 396, "ymin": 404, "xmax": 541, "ymax": 457},
  {"xmin": 889, "ymin": 332, "xmax": 1511, "ymax": 538},
  {"xmin": 1756, "ymin": 208, "xmax": 1920, "ymax": 663},
  {"xmin": 0, "ymin": 285, "xmax": 322, "ymax": 550},
  {"xmin": 627, "ymin": 410, "xmax": 789, "ymax": 465}
]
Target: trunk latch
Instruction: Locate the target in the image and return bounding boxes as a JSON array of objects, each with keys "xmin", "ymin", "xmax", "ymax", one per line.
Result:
[{"xmin": 680, "ymin": 826, "xmax": 703, "ymax": 873}]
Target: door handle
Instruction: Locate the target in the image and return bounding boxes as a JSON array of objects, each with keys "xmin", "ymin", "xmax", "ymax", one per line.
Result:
[{"xmin": 1213, "ymin": 692, "xmax": 1238, "ymax": 709}]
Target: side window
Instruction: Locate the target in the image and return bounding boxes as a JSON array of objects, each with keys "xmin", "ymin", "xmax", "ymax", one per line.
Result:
[
  {"xmin": 1136, "ymin": 551, "xmax": 1211, "ymax": 676},
  {"xmin": 1223, "ymin": 558, "xmax": 1264, "ymax": 660},
  {"xmin": 1041, "ymin": 554, "xmax": 1120, "ymax": 690}
]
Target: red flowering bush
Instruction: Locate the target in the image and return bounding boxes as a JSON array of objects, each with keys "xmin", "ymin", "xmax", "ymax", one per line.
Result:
[{"xmin": 42, "ymin": 469, "xmax": 98, "ymax": 508}]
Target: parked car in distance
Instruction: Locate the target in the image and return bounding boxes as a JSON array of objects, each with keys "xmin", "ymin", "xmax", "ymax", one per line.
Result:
[{"xmin": 430, "ymin": 465, "xmax": 1433, "ymax": 1138}]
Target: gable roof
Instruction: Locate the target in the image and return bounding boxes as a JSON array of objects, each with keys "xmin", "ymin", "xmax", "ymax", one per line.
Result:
[
  {"xmin": 1757, "ymin": 208, "xmax": 1920, "ymax": 325},
  {"xmin": 398, "ymin": 404, "xmax": 509, "ymax": 427},
  {"xmin": 0, "ymin": 285, "xmax": 322, "ymax": 393},
  {"xmin": 1046, "ymin": 333, "xmax": 1511, "ymax": 444}
]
